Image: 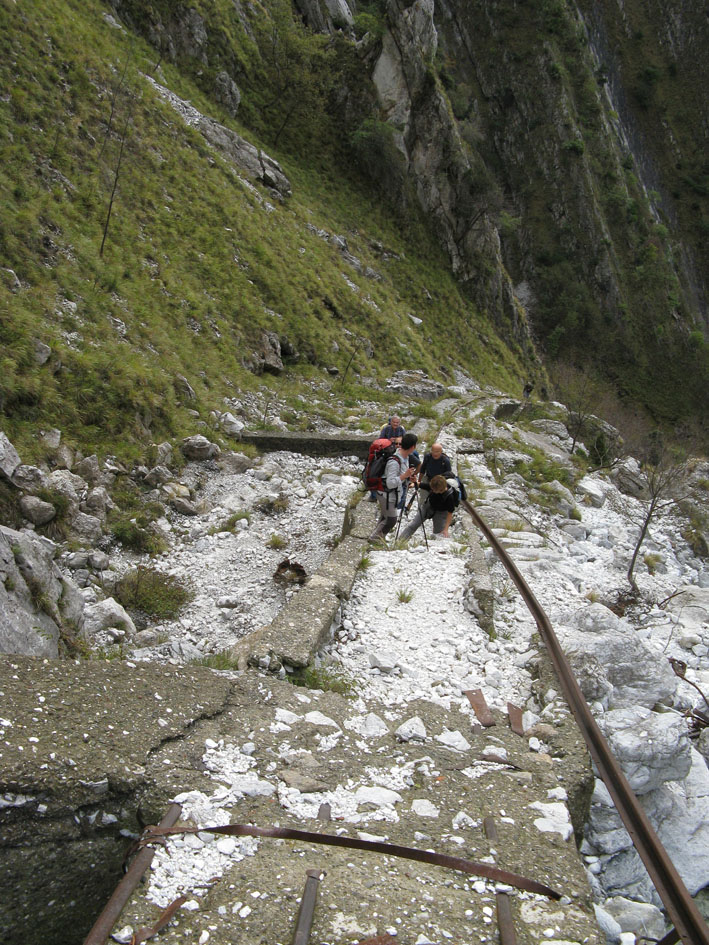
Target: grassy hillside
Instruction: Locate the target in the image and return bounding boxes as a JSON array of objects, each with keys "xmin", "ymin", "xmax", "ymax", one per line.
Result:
[{"xmin": 0, "ymin": 0, "xmax": 527, "ymax": 465}]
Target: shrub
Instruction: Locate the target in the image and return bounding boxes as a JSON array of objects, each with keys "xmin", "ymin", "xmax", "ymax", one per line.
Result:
[
  {"xmin": 289, "ymin": 662, "xmax": 356, "ymax": 696},
  {"xmin": 358, "ymin": 552, "xmax": 372, "ymax": 570},
  {"xmin": 198, "ymin": 650, "xmax": 241, "ymax": 671},
  {"xmin": 255, "ymin": 494, "xmax": 289, "ymax": 515},
  {"xmin": 111, "ymin": 515, "xmax": 167, "ymax": 554},
  {"xmin": 115, "ymin": 566, "xmax": 192, "ymax": 619},
  {"xmin": 267, "ymin": 533, "xmax": 286, "ymax": 550}
]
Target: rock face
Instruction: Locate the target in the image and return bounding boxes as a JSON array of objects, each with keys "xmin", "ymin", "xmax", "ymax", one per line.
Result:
[
  {"xmin": 0, "ymin": 527, "xmax": 85, "ymax": 657},
  {"xmin": 214, "ymin": 70, "xmax": 241, "ymax": 116},
  {"xmin": 181, "ymin": 435, "xmax": 220, "ymax": 461},
  {"xmin": 559, "ymin": 603, "xmax": 677, "ymax": 709},
  {"xmin": 0, "ymin": 432, "xmax": 21, "ymax": 481},
  {"xmin": 368, "ymin": 0, "xmax": 531, "ymax": 345}
]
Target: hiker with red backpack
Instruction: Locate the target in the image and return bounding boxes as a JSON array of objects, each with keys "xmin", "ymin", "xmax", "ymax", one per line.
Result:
[
  {"xmin": 369, "ymin": 415, "xmax": 406, "ymax": 500},
  {"xmin": 366, "ymin": 432, "xmax": 418, "ymax": 541}
]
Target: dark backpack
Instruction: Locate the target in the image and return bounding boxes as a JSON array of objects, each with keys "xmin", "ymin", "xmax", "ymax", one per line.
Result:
[{"xmin": 364, "ymin": 438, "xmax": 400, "ymax": 491}]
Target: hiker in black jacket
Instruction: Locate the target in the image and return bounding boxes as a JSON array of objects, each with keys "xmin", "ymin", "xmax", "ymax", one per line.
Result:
[
  {"xmin": 400, "ymin": 474, "xmax": 458, "ymax": 540},
  {"xmin": 418, "ymin": 443, "xmax": 452, "ymax": 489}
]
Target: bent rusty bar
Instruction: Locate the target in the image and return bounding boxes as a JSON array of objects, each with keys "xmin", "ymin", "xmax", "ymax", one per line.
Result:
[
  {"xmin": 292, "ymin": 869, "xmax": 325, "ymax": 945},
  {"xmin": 462, "ymin": 500, "xmax": 709, "ymax": 945},
  {"xmin": 83, "ymin": 803, "xmax": 182, "ymax": 945}
]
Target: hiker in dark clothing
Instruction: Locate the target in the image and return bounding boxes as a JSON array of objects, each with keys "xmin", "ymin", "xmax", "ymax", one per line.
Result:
[
  {"xmin": 400, "ymin": 474, "xmax": 458, "ymax": 540},
  {"xmin": 380, "ymin": 415, "xmax": 405, "ymax": 444},
  {"xmin": 523, "ymin": 382, "xmax": 534, "ymax": 400},
  {"xmin": 369, "ymin": 415, "xmax": 407, "ymax": 501},
  {"xmin": 418, "ymin": 443, "xmax": 452, "ymax": 489}
]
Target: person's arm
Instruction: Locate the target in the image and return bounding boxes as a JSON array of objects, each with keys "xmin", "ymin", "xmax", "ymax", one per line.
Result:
[
  {"xmin": 385, "ymin": 456, "xmax": 408, "ymax": 491},
  {"xmin": 440, "ymin": 510, "xmax": 453, "ymax": 537}
]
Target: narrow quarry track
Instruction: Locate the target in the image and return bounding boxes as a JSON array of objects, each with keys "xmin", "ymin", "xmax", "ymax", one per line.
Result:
[{"xmin": 84, "ymin": 487, "xmax": 709, "ymax": 945}]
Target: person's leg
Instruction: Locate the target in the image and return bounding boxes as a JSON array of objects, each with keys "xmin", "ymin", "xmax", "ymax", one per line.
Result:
[
  {"xmin": 379, "ymin": 512, "xmax": 399, "ymax": 537},
  {"xmin": 431, "ymin": 510, "xmax": 447, "ymax": 534},
  {"xmin": 400, "ymin": 507, "xmax": 425, "ymax": 540},
  {"xmin": 370, "ymin": 492, "xmax": 393, "ymax": 539}
]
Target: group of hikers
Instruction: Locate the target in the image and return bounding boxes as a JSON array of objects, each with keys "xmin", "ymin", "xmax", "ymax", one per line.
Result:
[{"xmin": 365, "ymin": 414, "xmax": 465, "ymax": 544}]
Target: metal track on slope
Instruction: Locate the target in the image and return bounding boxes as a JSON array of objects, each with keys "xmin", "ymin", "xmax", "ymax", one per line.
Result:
[{"xmin": 461, "ymin": 499, "xmax": 709, "ymax": 945}]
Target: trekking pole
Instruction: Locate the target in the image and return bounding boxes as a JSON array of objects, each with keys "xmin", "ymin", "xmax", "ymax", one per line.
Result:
[
  {"xmin": 394, "ymin": 482, "xmax": 412, "ymax": 540},
  {"xmin": 414, "ymin": 484, "xmax": 429, "ymax": 550}
]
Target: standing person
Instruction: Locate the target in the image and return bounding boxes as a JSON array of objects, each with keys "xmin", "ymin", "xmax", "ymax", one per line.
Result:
[
  {"xmin": 418, "ymin": 443, "xmax": 452, "ymax": 489},
  {"xmin": 400, "ymin": 474, "xmax": 458, "ymax": 540},
  {"xmin": 369, "ymin": 433, "xmax": 418, "ymax": 541},
  {"xmin": 369, "ymin": 415, "xmax": 407, "ymax": 501},
  {"xmin": 399, "ymin": 447, "xmax": 422, "ymax": 513},
  {"xmin": 380, "ymin": 415, "xmax": 405, "ymax": 444}
]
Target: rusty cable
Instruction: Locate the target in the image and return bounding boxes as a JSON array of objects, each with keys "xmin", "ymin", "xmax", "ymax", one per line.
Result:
[{"xmin": 462, "ymin": 499, "xmax": 709, "ymax": 945}]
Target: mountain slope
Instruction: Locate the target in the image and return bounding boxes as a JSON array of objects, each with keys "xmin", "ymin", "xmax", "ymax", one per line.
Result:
[{"xmin": 0, "ymin": 0, "xmax": 527, "ymax": 463}]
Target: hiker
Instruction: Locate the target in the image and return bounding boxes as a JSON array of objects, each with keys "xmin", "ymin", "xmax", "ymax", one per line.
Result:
[
  {"xmin": 369, "ymin": 432, "xmax": 418, "ymax": 541},
  {"xmin": 369, "ymin": 415, "xmax": 407, "ymax": 501},
  {"xmin": 400, "ymin": 474, "xmax": 458, "ymax": 540},
  {"xmin": 399, "ymin": 447, "xmax": 422, "ymax": 512},
  {"xmin": 380, "ymin": 415, "xmax": 405, "ymax": 444},
  {"xmin": 418, "ymin": 443, "xmax": 452, "ymax": 489},
  {"xmin": 523, "ymin": 382, "xmax": 534, "ymax": 400}
]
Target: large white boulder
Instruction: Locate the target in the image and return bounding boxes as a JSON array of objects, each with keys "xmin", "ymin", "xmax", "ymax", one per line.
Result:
[
  {"xmin": 82, "ymin": 598, "xmax": 136, "ymax": 640},
  {"xmin": 598, "ymin": 707, "xmax": 691, "ymax": 794},
  {"xmin": 560, "ymin": 604, "xmax": 677, "ymax": 709}
]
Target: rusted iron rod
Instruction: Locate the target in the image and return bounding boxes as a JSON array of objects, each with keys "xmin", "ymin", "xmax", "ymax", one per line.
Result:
[
  {"xmin": 496, "ymin": 892, "xmax": 517, "ymax": 945},
  {"xmin": 292, "ymin": 869, "xmax": 325, "ymax": 945},
  {"xmin": 82, "ymin": 803, "xmax": 182, "ymax": 945},
  {"xmin": 141, "ymin": 821, "xmax": 561, "ymax": 899},
  {"xmin": 464, "ymin": 688, "xmax": 495, "ymax": 726},
  {"xmin": 462, "ymin": 499, "xmax": 709, "ymax": 945}
]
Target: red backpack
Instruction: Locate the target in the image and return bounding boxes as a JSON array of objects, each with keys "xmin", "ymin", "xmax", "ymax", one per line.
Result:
[{"xmin": 363, "ymin": 438, "xmax": 402, "ymax": 491}]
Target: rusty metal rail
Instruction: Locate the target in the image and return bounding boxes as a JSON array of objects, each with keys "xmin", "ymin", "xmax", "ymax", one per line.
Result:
[
  {"xmin": 462, "ymin": 499, "xmax": 709, "ymax": 945},
  {"xmin": 82, "ymin": 803, "xmax": 182, "ymax": 945}
]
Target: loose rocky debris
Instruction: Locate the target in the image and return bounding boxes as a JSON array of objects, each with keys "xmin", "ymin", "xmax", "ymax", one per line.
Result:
[{"xmin": 2, "ymin": 389, "xmax": 709, "ymax": 943}]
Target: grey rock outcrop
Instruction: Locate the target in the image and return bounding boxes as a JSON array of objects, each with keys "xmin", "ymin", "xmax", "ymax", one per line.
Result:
[
  {"xmin": 254, "ymin": 331, "xmax": 285, "ymax": 375},
  {"xmin": 145, "ymin": 77, "xmax": 291, "ymax": 198},
  {"xmin": 0, "ymin": 433, "xmax": 21, "ymax": 482},
  {"xmin": 11, "ymin": 464, "xmax": 47, "ymax": 493},
  {"xmin": 19, "ymin": 495, "xmax": 56, "ymax": 526},
  {"xmin": 181, "ymin": 435, "xmax": 220, "ymax": 461},
  {"xmin": 0, "ymin": 526, "xmax": 85, "ymax": 657},
  {"xmin": 598, "ymin": 706, "xmax": 691, "ymax": 794},
  {"xmin": 603, "ymin": 897, "xmax": 666, "ymax": 941},
  {"xmin": 559, "ymin": 603, "xmax": 677, "ymax": 709},
  {"xmin": 214, "ymin": 71, "xmax": 241, "ymax": 116},
  {"xmin": 197, "ymin": 116, "xmax": 291, "ymax": 197},
  {"xmin": 386, "ymin": 370, "xmax": 445, "ymax": 401},
  {"xmin": 82, "ymin": 598, "xmax": 137, "ymax": 642}
]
